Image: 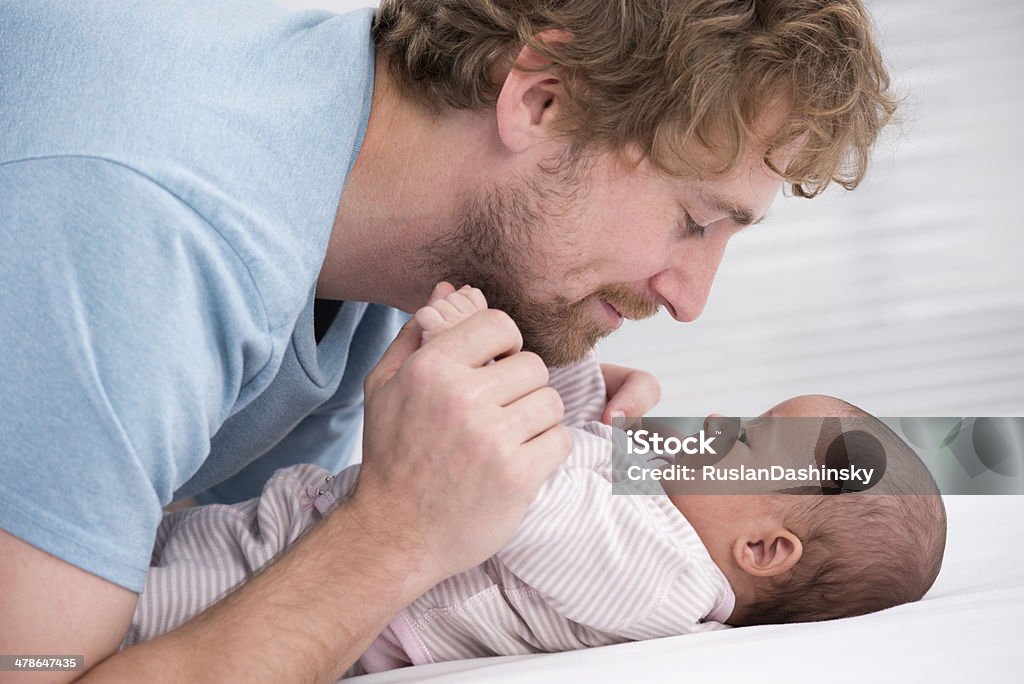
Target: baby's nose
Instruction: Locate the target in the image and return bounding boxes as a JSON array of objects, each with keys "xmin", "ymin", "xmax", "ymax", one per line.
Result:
[
  {"xmin": 703, "ymin": 414, "xmax": 740, "ymax": 455},
  {"xmin": 703, "ymin": 413, "xmax": 727, "ymax": 434}
]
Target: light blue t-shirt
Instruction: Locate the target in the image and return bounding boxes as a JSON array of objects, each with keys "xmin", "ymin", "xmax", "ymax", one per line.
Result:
[{"xmin": 0, "ymin": 0, "xmax": 406, "ymax": 591}]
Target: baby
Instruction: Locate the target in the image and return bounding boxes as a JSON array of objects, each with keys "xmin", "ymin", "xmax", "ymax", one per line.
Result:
[{"xmin": 121, "ymin": 287, "xmax": 947, "ymax": 676}]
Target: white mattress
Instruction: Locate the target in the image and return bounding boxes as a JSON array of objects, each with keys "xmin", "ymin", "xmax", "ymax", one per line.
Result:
[{"xmin": 352, "ymin": 495, "xmax": 1024, "ymax": 683}]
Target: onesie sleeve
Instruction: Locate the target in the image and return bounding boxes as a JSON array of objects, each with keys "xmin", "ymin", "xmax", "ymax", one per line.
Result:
[
  {"xmin": 0, "ymin": 157, "xmax": 272, "ymax": 591},
  {"xmin": 495, "ymin": 425, "xmax": 710, "ymax": 634},
  {"xmin": 125, "ymin": 462, "xmax": 361, "ymax": 647},
  {"xmin": 546, "ymin": 349, "xmax": 607, "ymax": 427}
]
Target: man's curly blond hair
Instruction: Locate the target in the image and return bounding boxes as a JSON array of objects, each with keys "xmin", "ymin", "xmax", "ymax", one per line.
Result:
[{"xmin": 372, "ymin": 0, "xmax": 898, "ymax": 198}]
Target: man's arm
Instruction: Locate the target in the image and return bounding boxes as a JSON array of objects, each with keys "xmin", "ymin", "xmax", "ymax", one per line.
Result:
[
  {"xmin": 0, "ymin": 496, "xmax": 433, "ymax": 684},
  {"xmin": 0, "ymin": 531, "xmax": 138, "ymax": 684},
  {"xmin": 77, "ymin": 498, "xmax": 430, "ymax": 682},
  {"xmin": 1, "ymin": 460, "xmax": 457, "ymax": 684}
]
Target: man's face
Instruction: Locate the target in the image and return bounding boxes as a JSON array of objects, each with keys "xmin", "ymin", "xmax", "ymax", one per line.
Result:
[{"xmin": 424, "ymin": 139, "xmax": 791, "ymax": 367}]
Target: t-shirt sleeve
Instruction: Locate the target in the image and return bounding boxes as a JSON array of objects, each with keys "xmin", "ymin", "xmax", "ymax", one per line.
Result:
[
  {"xmin": 495, "ymin": 426, "xmax": 705, "ymax": 634},
  {"xmin": 0, "ymin": 157, "xmax": 272, "ymax": 591}
]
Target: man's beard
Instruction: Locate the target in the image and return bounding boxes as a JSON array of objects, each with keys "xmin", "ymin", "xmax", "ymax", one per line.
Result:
[{"xmin": 421, "ymin": 172, "xmax": 660, "ymax": 367}]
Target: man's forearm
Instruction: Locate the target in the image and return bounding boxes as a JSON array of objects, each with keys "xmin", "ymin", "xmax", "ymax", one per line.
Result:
[{"xmin": 79, "ymin": 497, "xmax": 433, "ymax": 683}]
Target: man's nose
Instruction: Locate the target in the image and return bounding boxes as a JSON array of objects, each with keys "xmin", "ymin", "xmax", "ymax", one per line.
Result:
[{"xmin": 649, "ymin": 238, "xmax": 727, "ymax": 322}]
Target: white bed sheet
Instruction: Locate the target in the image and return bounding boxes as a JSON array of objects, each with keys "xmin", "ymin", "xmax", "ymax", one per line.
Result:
[{"xmin": 352, "ymin": 496, "xmax": 1024, "ymax": 683}]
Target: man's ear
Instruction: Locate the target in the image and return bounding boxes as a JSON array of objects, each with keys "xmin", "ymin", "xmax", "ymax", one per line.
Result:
[
  {"xmin": 494, "ymin": 29, "xmax": 572, "ymax": 153},
  {"xmin": 732, "ymin": 528, "xmax": 803, "ymax": 578}
]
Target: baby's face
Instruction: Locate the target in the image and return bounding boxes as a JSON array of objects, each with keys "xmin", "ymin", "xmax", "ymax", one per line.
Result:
[
  {"xmin": 665, "ymin": 394, "xmax": 857, "ymax": 489},
  {"xmin": 703, "ymin": 394, "xmax": 856, "ymax": 475},
  {"xmin": 668, "ymin": 394, "xmax": 858, "ymax": 534}
]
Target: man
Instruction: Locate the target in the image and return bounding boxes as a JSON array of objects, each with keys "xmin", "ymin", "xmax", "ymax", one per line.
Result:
[{"xmin": 0, "ymin": 0, "xmax": 895, "ymax": 681}]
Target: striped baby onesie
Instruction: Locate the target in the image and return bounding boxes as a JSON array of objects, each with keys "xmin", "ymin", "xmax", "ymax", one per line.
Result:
[{"xmin": 122, "ymin": 353, "xmax": 735, "ymax": 676}]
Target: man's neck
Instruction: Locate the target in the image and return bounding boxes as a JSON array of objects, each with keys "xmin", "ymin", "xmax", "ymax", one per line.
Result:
[{"xmin": 316, "ymin": 51, "xmax": 497, "ymax": 312}]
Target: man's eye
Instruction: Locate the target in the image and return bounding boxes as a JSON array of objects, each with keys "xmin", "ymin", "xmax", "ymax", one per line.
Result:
[{"xmin": 684, "ymin": 213, "xmax": 708, "ymax": 239}]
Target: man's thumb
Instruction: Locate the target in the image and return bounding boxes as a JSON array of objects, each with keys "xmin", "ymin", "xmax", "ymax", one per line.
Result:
[{"xmin": 365, "ymin": 315, "xmax": 423, "ymax": 394}]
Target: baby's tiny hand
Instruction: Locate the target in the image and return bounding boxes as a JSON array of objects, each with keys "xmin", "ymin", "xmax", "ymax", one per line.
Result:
[{"xmin": 416, "ymin": 284, "xmax": 489, "ymax": 344}]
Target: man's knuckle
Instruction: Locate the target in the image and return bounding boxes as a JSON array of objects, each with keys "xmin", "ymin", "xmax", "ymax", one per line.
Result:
[
  {"xmin": 497, "ymin": 460, "xmax": 525, "ymax": 490},
  {"xmin": 540, "ymin": 387, "xmax": 564, "ymax": 417},
  {"xmin": 476, "ymin": 430, "xmax": 506, "ymax": 460},
  {"xmin": 520, "ymin": 352, "xmax": 549, "ymax": 383},
  {"xmin": 554, "ymin": 426, "xmax": 573, "ymax": 455},
  {"xmin": 484, "ymin": 308, "xmax": 511, "ymax": 325},
  {"xmin": 404, "ymin": 350, "xmax": 439, "ymax": 384},
  {"xmin": 487, "ymin": 309, "xmax": 523, "ymax": 342},
  {"xmin": 460, "ymin": 381, "xmax": 485, "ymax": 407},
  {"xmin": 445, "ymin": 390, "xmax": 478, "ymax": 419}
]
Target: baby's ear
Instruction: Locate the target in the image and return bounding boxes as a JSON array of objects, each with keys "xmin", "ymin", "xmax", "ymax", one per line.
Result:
[{"xmin": 733, "ymin": 528, "xmax": 803, "ymax": 578}]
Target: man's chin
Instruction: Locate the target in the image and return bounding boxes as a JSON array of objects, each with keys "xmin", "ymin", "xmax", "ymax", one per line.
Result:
[{"xmin": 520, "ymin": 321, "xmax": 613, "ymax": 368}]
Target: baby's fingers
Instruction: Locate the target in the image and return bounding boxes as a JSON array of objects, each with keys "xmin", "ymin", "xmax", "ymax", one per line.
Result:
[
  {"xmin": 444, "ymin": 291, "xmax": 482, "ymax": 317},
  {"xmin": 459, "ymin": 285, "xmax": 488, "ymax": 312},
  {"xmin": 415, "ymin": 305, "xmax": 446, "ymax": 335},
  {"xmin": 429, "ymin": 281, "xmax": 457, "ymax": 305}
]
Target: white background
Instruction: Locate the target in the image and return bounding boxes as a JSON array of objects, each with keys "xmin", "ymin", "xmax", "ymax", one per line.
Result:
[{"xmin": 281, "ymin": 0, "xmax": 1024, "ymax": 418}]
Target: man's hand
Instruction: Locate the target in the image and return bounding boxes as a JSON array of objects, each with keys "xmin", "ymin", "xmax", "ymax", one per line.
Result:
[
  {"xmin": 355, "ymin": 283, "xmax": 573, "ymax": 582},
  {"xmin": 600, "ymin": 363, "xmax": 662, "ymax": 426}
]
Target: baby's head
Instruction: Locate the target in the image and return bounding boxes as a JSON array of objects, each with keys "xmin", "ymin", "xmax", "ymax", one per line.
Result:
[{"xmin": 671, "ymin": 394, "xmax": 947, "ymax": 626}]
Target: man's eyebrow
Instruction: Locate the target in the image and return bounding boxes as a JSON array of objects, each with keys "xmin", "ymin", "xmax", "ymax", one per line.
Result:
[{"xmin": 700, "ymin": 190, "xmax": 766, "ymax": 227}]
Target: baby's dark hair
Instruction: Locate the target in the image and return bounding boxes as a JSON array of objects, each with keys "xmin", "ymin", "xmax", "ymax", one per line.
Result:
[{"xmin": 737, "ymin": 401, "xmax": 947, "ymax": 625}]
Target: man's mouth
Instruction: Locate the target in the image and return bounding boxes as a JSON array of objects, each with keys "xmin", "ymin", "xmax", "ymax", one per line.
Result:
[
  {"xmin": 600, "ymin": 298, "xmax": 625, "ymax": 330},
  {"xmin": 593, "ymin": 285, "xmax": 661, "ymax": 326}
]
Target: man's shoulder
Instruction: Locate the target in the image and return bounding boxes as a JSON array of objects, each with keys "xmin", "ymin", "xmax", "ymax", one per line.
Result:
[
  {"xmin": 0, "ymin": 156, "xmax": 262, "ymax": 304},
  {"xmin": 0, "ymin": 155, "xmax": 275, "ymax": 404},
  {"xmin": 1, "ymin": 1, "xmax": 378, "ymax": 325},
  {"xmin": 0, "ymin": 153, "xmax": 282, "ymax": 592},
  {"xmin": 0, "ymin": 0, "xmax": 376, "ymax": 187}
]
